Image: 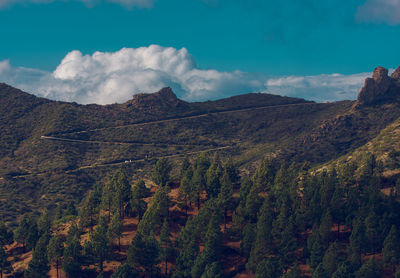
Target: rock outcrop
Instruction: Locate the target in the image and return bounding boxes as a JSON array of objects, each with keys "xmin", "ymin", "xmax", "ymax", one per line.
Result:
[
  {"xmin": 125, "ymin": 87, "xmax": 188, "ymax": 112},
  {"xmin": 355, "ymin": 66, "xmax": 400, "ymax": 107}
]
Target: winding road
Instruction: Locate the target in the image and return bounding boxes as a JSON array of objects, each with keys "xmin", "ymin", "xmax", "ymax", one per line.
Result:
[{"xmin": 2, "ymin": 101, "xmax": 316, "ymax": 179}]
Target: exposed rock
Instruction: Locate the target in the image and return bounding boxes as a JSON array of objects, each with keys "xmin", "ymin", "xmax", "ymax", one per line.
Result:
[
  {"xmin": 355, "ymin": 66, "xmax": 400, "ymax": 107},
  {"xmin": 125, "ymin": 87, "xmax": 188, "ymax": 112}
]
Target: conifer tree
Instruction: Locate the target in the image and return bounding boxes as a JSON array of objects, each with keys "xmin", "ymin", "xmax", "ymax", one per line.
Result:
[
  {"xmin": 201, "ymin": 262, "xmax": 223, "ymax": 278},
  {"xmin": 205, "ymin": 154, "xmax": 223, "ymax": 198},
  {"xmin": 348, "ymin": 218, "xmax": 366, "ymax": 265},
  {"xmin": 159, "ymin": 219, "xmax": 174, "ymax": 275},
  {"xmin": 37, "ymin": 210, "xmax": 51, "ymax": 235},
  {"xmin": 322, "ymin": 241, "xmax": 339, "ymax": 276},
  {"xmin": 218, "ymin": 169, "xmax": 234, "ymax": 229},
  {"xmin": 175, "ymin": 219, "xmax": 199, "ymax": 277},
  {"xmin": 152, "ymin": 158, "xmax": 172, "ymax": 187},
  {"xmin": 130, "ymin": 180, "xmax": 148, "ymax": 220},
  {"xmin": 108, "ymin": 213, "xmax": 123, "ymax": 251},
  {"xmin": 62, "ymin": 230, "xmax": 83, "ymax": 278},
  {"xmin": 382, "ymin": 225, "xmax": 400, "ymax": 272},
  {"xmin": 80, "ymin": 191, "xmax": 98, "ymax": 231},
  {"xmin": 355, "ymin": 257, "xmax": 382, "ymax": 278},
  {"xmin": 191, "ymin": 213, "xmax": 222, "ymax": 278},
  {"xmin": 101, "ymin": 180, "xmax": 115, "ymax": 221},
  {"xmin": 47, "ymin": 235, "xmax": 64, "ymax": 278},
  {"xmin": 25, "ymin": 234, "xmax": 50, "ymax": 278},
  {"xmin": 247, "ymin": 199, "xmax": 274, "ymax": 272},
  {"xmin": 127, "ymin": 232, "xmax": 160, "ymax": 276},
  {"xmin": 14, "ymin": 214, "xmax": 30, "ymax": 252},
  {"xmin": 86, "ymin": 216, "xmax": 110, "ymax": 272},
  {"xmin": 255, "ymin": 258, "xmax": 280, "ymax": 278}
]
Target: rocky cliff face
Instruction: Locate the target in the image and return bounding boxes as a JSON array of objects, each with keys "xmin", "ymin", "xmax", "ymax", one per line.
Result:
[{"xmin": 355, "ymin": 66, "xmax": 400, "ymax": 107}]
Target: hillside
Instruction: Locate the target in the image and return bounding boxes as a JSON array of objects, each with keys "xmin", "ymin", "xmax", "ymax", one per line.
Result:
[{"xmin": 0, "ymin": 66, "xmax": 400, "ymax": 226}]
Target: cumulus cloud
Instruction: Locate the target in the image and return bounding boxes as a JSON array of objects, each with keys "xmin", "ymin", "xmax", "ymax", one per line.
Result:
[
  {"xmin": 0, "ymin": 0, "xmax": 154, "ymax": 9},
  {"xmin": 356, "ymin": 0, "xmax": 400, "ymax": 25},
  {"xmin": 0, "ymin": 45, "xmax": 370, "ymax": 104}
]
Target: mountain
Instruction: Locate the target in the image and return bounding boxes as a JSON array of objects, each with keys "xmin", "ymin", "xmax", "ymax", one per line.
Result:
[{"xmin": 0, "ymin": 66, "xmax": 400, "ymax": 225}]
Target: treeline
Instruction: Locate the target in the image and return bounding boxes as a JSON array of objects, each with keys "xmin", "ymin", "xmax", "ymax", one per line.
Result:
[{"xmin": 1, "ymin": 152, "xmax": 400, "ymax": 277}]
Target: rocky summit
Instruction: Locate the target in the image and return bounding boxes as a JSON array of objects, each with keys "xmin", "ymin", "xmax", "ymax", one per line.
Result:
[{"xmin": 356, "ymin": 66, "xmax": 400, "ymax": 106}]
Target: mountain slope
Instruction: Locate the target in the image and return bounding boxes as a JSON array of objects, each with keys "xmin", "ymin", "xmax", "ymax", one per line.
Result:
[{"xmin": 0, "ymin": 66, "xmax": 399, "ymax": 225}]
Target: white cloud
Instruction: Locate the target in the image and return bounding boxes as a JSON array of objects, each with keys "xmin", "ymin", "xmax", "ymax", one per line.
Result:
[
  {"xmin": 264, "ymin": 72, "xmax": 370, "ymax": 103},
  {"xmin": 356, "ymin": 0, "xmax": 400, "ymax": 25},
  {"xmin": 0, "ymin": 45, "xmax": 370, "ymax": 104},
  {"xmin": 0, "ymin": 0, "xmax": 154, "ymax": 9}
]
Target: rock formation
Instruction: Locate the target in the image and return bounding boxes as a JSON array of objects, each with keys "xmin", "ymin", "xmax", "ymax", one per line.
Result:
[{"xmin": 355, "ymin": 66, "xmax": 400, "ymax": 107}]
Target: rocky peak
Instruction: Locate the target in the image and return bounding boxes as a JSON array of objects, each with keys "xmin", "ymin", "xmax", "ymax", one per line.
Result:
[
  {"xmin": 355, "ymin": 66, "xmax": 400, "ymax": 107},
  {"xmin": 125, "ymin": 87, "xmax": 187, "ymax": 111},
  {"xmin": 391, "ymin": 66, "xmax": 400, "ymax": 81}
]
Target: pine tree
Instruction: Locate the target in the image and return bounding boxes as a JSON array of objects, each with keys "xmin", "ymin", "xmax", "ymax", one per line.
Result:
[
  {"xmin": 348, "ymin": 218, "xmax": 366, "ymax": 265},
  {"xmin": 201, "ymin": 262, "xmax": 223, "ymax": 278},
  {"xmin": 47, "ymin": 235, "xmax": 64, "ymax": 278},
  {"xmin": 26, "ymin": 219, "xmax": 39, "ymax": 251},
  {"xmin": 218, "ymin": 169, "xmax": 234, "ymax": 230},
  {"xmin": 159, "ymin": 219, "xmax": 174, "ymax": 275},
  {"xmin": 175, "ymin": 219, "xmax": 199, "ymax": 277},
  {"xmin": 278, "ymin": 217, "xmax": 297, "ymax": 270},
  {"xmin": 355, "ymin": 257, "xmax": 382, "ymax": 278},
  {"xmin": 25, "ymin": 234, "xmax": 50, "ymax": 278},
  {"xmin": 37, "ymin": 210, "xmax": 51, "ymax": 235},
  {"xmin": 332, "ymin": 263, "xmax": 355, "ymax": 278},
  {"xmin": 79, "ymin": 191, "xmax": 98, "ymax": 231},
  {"xmin": 86, "ymin": 216, "xmax": 110, "ymax": 272},
  {"xmin": 255, "ymin": 258, "xmax": 280, "ymax": 278},
  {"xmin": 127, "ymin": 232, "xmax": 160, "ymax": 276},
  {"xmin": 191, "ymin": 214, "xmax": 222, "ymax": 278},
  {"xmin": 130, "ymin": 180, "xmax": 148, "ymax": 220},
  {"xmin": 108, "ymin": 213, "xmax": 123, "ymax": 251},
  {"xmin": 319, "ymin": 210, "xmax": 333, "ymax": 247},
  {"xmin": 205, "ymin": 154, "xmax": 223, "ymax": 198},
  {"xmin": 322, "ymin": 241, "xmax": 339, "ymax": 276},
  {"xmin": 101, "ymin": 180, "xmax": 115, "ymax": 221},
  {"xmin": 382, "ymin": 225, "xmax": 400, "ymax": 272},
  {"xmin": 112, "ymin": 169, "xmax": 132, "ymax": 218},
  {"xmin": 0, "ymin": 246, "xmax": 11, "ymax": 278},
  {"xmin": 365, "ymin": 210, "xmax": 380, "ymax": 253},
  {"xmin": 14, "ymin": 214, "xmax": 30, "ymax": 252},
  {"xmin": 247, "ymin": 199, "xmax": 274, "ymax": 272},
  {"xmin": 62, "ymin": 231, "xmax": 83, "ymax": 278},
  {"xmin": 152, "ymin": 158, "xmax": 172, "ymax": 187},
  {"xmin": 309, "ymin": 232, "xmax": 324, "ymax": 269},
  {"xmin": 312, "ymin": 263, "xmax": 329, "ymax": 278}
]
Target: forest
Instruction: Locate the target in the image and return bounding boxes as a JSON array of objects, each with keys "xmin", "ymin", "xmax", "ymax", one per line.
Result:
[{"xmin": 1, "ymin": 150, "xmax": 400, "ymax": 278}]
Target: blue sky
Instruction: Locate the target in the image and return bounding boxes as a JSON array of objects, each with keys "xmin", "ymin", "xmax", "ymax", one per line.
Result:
[{"xmin": 0, "ymin": 0, "xmax": 400, "ymax": 104}]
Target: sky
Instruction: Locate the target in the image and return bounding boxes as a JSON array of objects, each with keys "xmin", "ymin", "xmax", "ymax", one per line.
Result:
[{"xmin": 0, "ymin": 0, "xmax": 400, "ymax": 104}]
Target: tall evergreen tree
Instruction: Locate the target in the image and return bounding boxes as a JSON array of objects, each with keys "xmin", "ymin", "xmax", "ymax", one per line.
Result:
[
  {"xmin": 108, "ymin": 213, "xmax": 123, "ymax": 251},
  {"xmin": 247, "ymin": 199, "xmax": 274, "ymax": 272},
  {"xmin": 86, "ymin": 216, "xmax": 110, "ymax": 272},
  {"xmin": 127, "ymin": 232, "xmax": 160, "ymax": 276},
  {"xmin": 47, "ymin": 235, "xmax": 64, "ymax": 278},
  {"xmin": 25, "ymin": 234, "xmax": 50, "ymax": 278},
  {"xmin": 130, "ymin": 180, "xmax": 148, "ymax": 220},
  {"xmin": 159, "ymin": 219, "xmax": 174, "ymax": 275},
  {"xmin": 205, "ymin": 154, "xmax": 223, "ymax": 198},
  {"xmin": 218, "ymin": 169, "xmax": 234, "ymax": 229},
  {"xmin": 152, "ymin": 158, "xmax": 172, "ymax": 187},
  {"xmin": 382, "ymin": 225, "xmax": 400, "ymax": 272}
]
